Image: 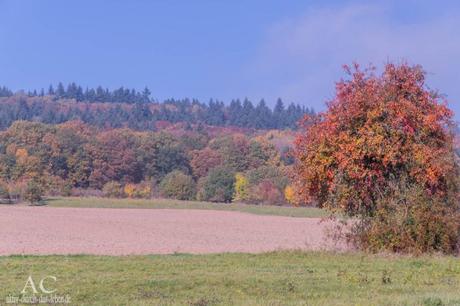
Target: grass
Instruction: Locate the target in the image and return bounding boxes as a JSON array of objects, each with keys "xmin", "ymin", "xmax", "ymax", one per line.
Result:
[
  {"xmin": 1, "ymin": 251, "xmax": 459, "ymax": 305},
  {"xmin": 45, "ymin": 196, "xmax": 330, "ymax": 218}
]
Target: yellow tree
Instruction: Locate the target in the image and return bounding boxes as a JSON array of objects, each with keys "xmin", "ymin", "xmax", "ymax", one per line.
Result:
[{"xmin": 233, "ymin": 173, "xmax": 249, "ymax": 202}]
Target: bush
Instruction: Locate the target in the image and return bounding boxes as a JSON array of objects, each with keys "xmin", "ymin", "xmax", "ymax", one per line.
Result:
[
  {"xmin": 102, "ymin": 181, "xmax": 124, "ymax": 198},
  {"xmin": 159, "ymin": 171, "xmax": 196, "ymax": 200},
  {"xmin": 197, "ymin": 166, "xmax": 235, "ymax": 203},
  {"xmin": 284, "ymin": 185, "xmax": 296, "ymax": 205},
  {"xmin": 7, "ymin": 181, "xmax": 26, "ymax": 202},
  {"xmin": 246, "ymin": 166, "xmax": 289, "ymax": 191},
  {"xmin": 24, "ymin": 180, "xmax": 43, "ymax": 205},
  {"xmin": 350, "ymin": 179, "xmax": 460, "ymax": 254},
  {"xmin": 245, "ymin": 166, "xmax": 289, "ymax": 205},
  {"xmin": 124, "ymin": 182, "xmax": 152, "ymax": 199},
  {"xmin": 248, "ymin": 180, "xmax": 285, "ymax": 205},
  {"xmin": 0, "ymin": 181, "xmax": 10, "ymax": 204},
  {"xmin": 61, "ymin": 182, "xmax": 73, "ymax": 197}
]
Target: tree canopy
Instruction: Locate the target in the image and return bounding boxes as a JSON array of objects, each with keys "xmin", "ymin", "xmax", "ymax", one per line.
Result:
[
  {"xmin": 0, "ymin": 83, "xmax": 314, "ymax": 130},
  {"xmin": 293, "ymin": 63, "xmax": 460, "ymax": 254}
]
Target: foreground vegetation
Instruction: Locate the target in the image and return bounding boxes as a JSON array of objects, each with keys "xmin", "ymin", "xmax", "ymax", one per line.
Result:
[
  {"xmin": 46, "ymin": 197, "xmax": 329, "ymax": 218},
  {"xmin": 294, "ymin": 63, "xmax": 460, "ymax": 254},
  {"xmin": 1, "ymin": 251, "xmax": 459, "ymax": 305}
]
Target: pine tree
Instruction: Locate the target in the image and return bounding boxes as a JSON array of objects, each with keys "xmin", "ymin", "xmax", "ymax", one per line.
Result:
[
  {"xmin": 56, "ymin": 82, "xmax": 65, "ymax": 98},
  {"xmin": 273, "ymin": 98, "xmax": 285, "ymax": 129},
  {"xmin": 241, "ymin": 98, "xmax": 255, "ymax": 128},
  {"xmin": 142, "ymin": 87, "xmax": 151, "ymax": 103},
  {"xmin": 48, "ymin": 85, "xmax": 55, "ymax": 95}
]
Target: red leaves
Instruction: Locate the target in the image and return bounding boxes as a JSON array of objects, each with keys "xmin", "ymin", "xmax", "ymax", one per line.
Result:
[{"xmin": 293, "ymin": 62, "xmax": 457, "ymax": 212}]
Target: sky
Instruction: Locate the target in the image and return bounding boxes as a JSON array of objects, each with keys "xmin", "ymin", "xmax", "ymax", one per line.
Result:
[{"xmin": 0, "ymin": 0, "xmax": 459, "ymax": 117}]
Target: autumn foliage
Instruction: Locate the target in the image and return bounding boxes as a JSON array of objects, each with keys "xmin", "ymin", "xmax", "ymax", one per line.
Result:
[
  {"xmin": 0, "ymin": 119, "xmax": 294, "ymax": 205},
  {"xmin": 293, "ymin": 63, "xmax": 460, "ymax": 254}
]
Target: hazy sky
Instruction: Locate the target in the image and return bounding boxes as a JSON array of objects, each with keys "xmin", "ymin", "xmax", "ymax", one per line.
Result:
[{"xmin": 0, "ymin": 0, "xmax": 459, "ymax": 117}]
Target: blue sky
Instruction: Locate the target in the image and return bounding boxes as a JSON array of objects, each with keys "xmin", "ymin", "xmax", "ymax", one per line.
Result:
[{"xmin": 0, "ymin": 0, "xmax": 459, "ymax": 117}]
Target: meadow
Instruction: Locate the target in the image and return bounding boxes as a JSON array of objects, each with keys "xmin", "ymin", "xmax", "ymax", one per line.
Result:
[
  {"xmin": 1, "ymin": 251, "xmax": 459, "ymax": 305},
  {"xmin": 45, "ymin": 196, "xmax": 330, "ymax": 218}
]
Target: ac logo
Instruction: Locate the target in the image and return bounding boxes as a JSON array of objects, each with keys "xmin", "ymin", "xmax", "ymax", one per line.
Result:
[{"xmin": 21, "ymin": 276, "xmax": 57, "ymax": 294}]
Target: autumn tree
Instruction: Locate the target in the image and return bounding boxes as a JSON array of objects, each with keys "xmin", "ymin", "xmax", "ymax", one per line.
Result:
[
  {"xmin": 293, "ymin": 63, "xmax": 460, "ymax": 254},
  {"xmin": 189, "ymin": 147, "xmax": 222, "ymax": 179},
  {"xmin": 233, "ymin": 173, "xmax": 249, "ymax": 202},
  {"xmin": 89, "ymin": 129, "xmax": 141, "ymax": 188}
]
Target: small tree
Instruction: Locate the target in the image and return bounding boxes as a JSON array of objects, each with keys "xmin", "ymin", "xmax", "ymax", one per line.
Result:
[
  {"xmin": 294, "ymin": 63, "xmax": 460, "ymax": 254},
  {"xmin": 233, "ymin": 173, "xmax": 249, "ymax": 202},
  {"xmin": 197, "ymin": 166, "xmax": 235, "ymax": 203},
  {"xmin": 159, "ymin": 170, "xmax": 196, "ymax": 200},
  {"xmin": 24, "ymin": 180, "xmax": 43, "ymax": 205},
  {"xmin": 284, "ymin": 185, "xmax": 296, "ymax": 205}
]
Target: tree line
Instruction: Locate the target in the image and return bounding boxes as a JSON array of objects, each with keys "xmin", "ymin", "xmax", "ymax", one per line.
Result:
[
  {"xmin": 0, "ymin": 84, "xmax": 313, "ymax": 130},
  {"xmin": 0, "ymin": 120, "xmax": 295, "ymax": 205}
]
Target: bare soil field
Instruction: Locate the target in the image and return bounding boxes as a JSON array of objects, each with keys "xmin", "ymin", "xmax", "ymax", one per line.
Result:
[{"xmin": 0, "ymin": 206, "xmax": 347, "ymax": 255}]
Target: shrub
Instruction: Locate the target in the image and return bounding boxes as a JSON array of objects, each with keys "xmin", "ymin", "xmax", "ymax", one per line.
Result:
[
  {"xmin": 133, "ymin": 181, "xmax": 152, "ymax": 198},
  {"xmin": 0, "ymin": 181, "xmax": 10, "ymax": 204},
  {"xmin": 351, "ymin": 178, "xmax": 460, "ymax": 254},
  {"xmin": 284, "ymin": 185, "xmax": 296, "ymax": 205},
  {"xmin": 102, "ymin": 181, "xmax": 124, "ymax": 198},
  {"xmin": 124, "ymin": 183, "xmax": 136, "ymax": 198},
  {"xmin": 293, "ymin": 63, "xmax": 460, "ymax": 254},
  {"xmin": 249, "ymin": 180, "xmax": 285, "ymax": 205},
  {"xmin": 7, "ymin": 181, "xmax": 26, "ymax": 202},
  {"xmin": 43, "ymin": 175, "xmax": 66, "ymax": 196},
  {"xmin": 159, "ymin": 170, "xmax": 196, "ymax": 200},
  {"xmin": 24, "ymin": 180, "xmax": 43, "ymax": 205},
  {"xmin": 124, "ymin": 182, "xmax": 152, "ymax": 198},
  {"xmin": 244, "ymin": 166, "xmax": 289, "ymax": 205},
  {"xmin": 60, "ymin": 182, "xmax": 73, "ymax": 197},
  {"xmin": 197, "ymin": 166, "xmax": 235, "ymax": 202},
  {"xmin": 246, "ymin": 166, "xmax": 289, "ymax": 191}
]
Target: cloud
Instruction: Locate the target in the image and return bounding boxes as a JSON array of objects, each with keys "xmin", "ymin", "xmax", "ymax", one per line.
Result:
[{"xmin": 245, "ymin": 2, "xmax": 460, "ymax": 116}]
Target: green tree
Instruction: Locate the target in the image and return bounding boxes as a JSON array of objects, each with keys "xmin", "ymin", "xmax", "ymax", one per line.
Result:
[
  {"xmin": 24, "ymin": 180, "xmax": 43, "ymax": 205},
  {"xmin": 197, "ymin": 166, "xmax": 235, "ymax": 203},
  {"xmin": 159, "ymin": 170, "xmax": 196, "ymax": 200}
]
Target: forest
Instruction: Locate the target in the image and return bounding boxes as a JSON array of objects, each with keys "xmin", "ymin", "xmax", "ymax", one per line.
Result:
[
  {"xmin": 0, "ymin": 120, "xmax": 296, "ymax": 205},
  {"xmin": 0, "ymin": 83, "xmax": 310, "ymax": 205},
  {"xmin": 0, "ymin": 84, "xmax": 313, "ymax": 130}
]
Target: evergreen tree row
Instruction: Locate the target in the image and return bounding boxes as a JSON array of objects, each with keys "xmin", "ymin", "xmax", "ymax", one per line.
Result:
[{"xmin": 0, "ymin": 84, "xmax": 314, "ymax": 130}]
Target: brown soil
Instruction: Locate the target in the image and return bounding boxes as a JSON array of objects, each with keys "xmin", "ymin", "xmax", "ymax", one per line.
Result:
[{"xmin": 0, "ymin": 206, "xmax": 348, "ymax": 255}]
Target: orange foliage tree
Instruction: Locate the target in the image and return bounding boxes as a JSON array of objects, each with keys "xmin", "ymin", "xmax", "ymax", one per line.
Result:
[{"xmin": 293, "ymin": 63, "xmax": 460, "ymax": 254}]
